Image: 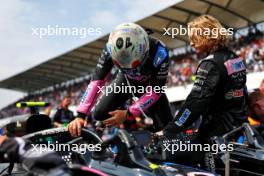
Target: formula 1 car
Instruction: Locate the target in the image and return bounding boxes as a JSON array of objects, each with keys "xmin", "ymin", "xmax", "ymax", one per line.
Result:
[
  {"xmin": 0, "ymin": 123, "xmax": 216, "ymax": 176},
  {"xmin": 1, "ymin": 111, "xmax": 263, "ymax": 176}
]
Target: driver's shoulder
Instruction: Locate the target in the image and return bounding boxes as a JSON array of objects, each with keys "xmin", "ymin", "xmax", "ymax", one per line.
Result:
[{"xmin": 148, "ymin": 37, "xmax": 169, "ymax": 69}]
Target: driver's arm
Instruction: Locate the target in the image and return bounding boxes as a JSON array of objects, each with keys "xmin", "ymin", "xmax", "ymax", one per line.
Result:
[
  {"xmin": 128, "ymin": 43, "xmax": 169, "ymax": 118},
  {"xmin": 69, "ymin": 47, "xmax": 113, "ymax": 136},
  {"xmin": 0, "ymin": 136, "xmax": 70, "ymax": 175},
  {"xmin": 164, "ymin": 60, "xmax": 220, "ymax": 134},
  {"xmin": 76, "ymin": 47, "xmax": 114, "ymax": 119}
]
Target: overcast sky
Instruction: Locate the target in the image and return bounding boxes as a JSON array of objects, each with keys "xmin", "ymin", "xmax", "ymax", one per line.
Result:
[{"xmin": 0, "ymin": 0, "xmax": 181, "ymax": 109}]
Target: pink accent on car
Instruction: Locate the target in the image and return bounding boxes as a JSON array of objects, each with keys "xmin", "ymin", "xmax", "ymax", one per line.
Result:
[
  {"xmin": 80, "ymin": 166, "xmax": 109, "ymax": 176},
  {"xmin": 77, "ymin": 80, "xmax": 104, "ymax": 115},
  {"xmin": 129, "ymin": 91, "xmax": 161, "ymax": 117}
]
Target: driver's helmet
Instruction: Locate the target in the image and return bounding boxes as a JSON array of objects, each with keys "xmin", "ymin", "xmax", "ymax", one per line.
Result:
[{"xmin": 107, "ymin": 23, "xmax": 149, "ymax": 69}]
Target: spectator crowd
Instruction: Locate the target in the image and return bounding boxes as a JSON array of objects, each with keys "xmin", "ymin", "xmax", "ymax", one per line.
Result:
[{"xmin": 0, "ymin": 28, "xmax": 264, "ymax": 119}]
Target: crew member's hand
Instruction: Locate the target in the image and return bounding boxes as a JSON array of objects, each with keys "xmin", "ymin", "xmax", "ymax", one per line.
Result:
[
  {"xmin": 54, "ymin": 122, "xmax": 63, "ymax": 128},
  {"xmin": 155, "ymin": 130, "xmax": 164, "ymax": 136},
  {"xmin": 0, "ymin": 136, "xmax": 7, "ymax": 145},
  {"xmin": 103, "ymin": 110, "xmax": 127, "ymax": 127},
  {"xmin": 68, "ymin": 118, "xmax": 86, "ymax": 137}
]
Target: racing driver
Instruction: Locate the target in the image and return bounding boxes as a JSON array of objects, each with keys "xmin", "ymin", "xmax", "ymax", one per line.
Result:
[{"xmin": 68, "ymin": 23, "xmax": 173, "ymax": 136}]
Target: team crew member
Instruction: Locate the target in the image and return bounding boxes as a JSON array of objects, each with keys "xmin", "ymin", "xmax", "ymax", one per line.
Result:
[
  {"xmin": 68, "ymin": 23, "xmax": 173, "ymax": 136},
  {"xmin": 163, "ymin": 15, "xmax": 248, "ymax": 140},
  {"xmin": 248, "ymin": 91, "xmax": 264, "ymax": 124},
  {"xmin": 248, "ymin": 91, "xmax": 264, "ymax": 138},
  {"xmin": 53, "ymin": 96, "xmax": 74, "ymax": 127}
]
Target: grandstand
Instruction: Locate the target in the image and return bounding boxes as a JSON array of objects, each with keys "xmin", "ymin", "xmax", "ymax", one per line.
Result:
[{"xmin": 0, "ymin": 0, "xmax": 264, "ymax": 118}]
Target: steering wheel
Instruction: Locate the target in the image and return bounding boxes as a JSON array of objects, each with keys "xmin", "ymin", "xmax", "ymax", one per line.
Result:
[
  {"xmin": 66, "ymin": 128, "xmax": 103, "ymax": 144},
  {"xmin": 25, "ymin": 127, "xmax": 108, "ymax": 165},
  {"xmin": 0, "ymin": 126, "xmax": 218, "ymax": 176}
]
